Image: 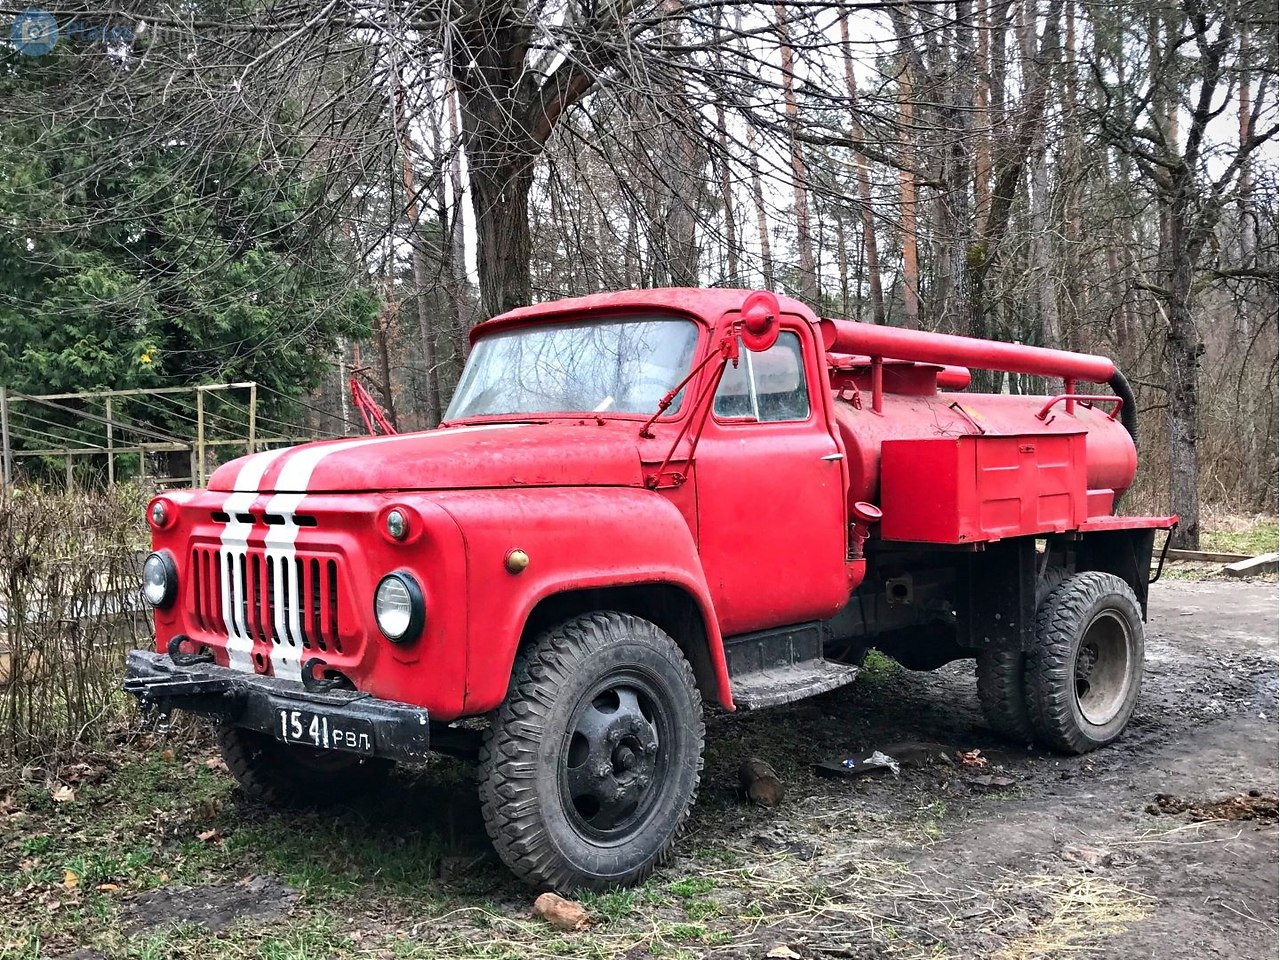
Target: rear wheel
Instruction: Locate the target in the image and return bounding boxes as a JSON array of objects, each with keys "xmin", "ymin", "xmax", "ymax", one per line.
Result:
[
  {"xmin": 975, "ymin": 567, "xmax": 1070, "ymax": 744},
  {"xmin": 218, "ymin": 723, "xmax": 392, "ymax": 807},
  {"xmin": 479, "ymin": 612, "xmax": 704, "ymax": 892},
  {"xmin": 1023, "ymin": 572, "xmax": 1145, "ymax": 753}
]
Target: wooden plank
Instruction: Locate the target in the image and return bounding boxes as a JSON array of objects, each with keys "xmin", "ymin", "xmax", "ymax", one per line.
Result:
[
  {"xmin": 1166, "ymin": 548, "xmax": 1252, "ymax": 564},
  {"xmin": 1223, "ymin": 554, "xmax": 1280, "ymax": 578}
]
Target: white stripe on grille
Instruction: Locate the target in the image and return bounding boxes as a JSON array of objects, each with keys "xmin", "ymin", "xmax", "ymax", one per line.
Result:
[{"xmin": 218, "ymin": 449, "xmax": 286, "ymax": 672}]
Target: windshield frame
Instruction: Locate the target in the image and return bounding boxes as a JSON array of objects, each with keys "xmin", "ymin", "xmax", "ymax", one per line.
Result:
[{"xmin": 441, "ymin": 309, "xmax": 711, "ymax": 426}]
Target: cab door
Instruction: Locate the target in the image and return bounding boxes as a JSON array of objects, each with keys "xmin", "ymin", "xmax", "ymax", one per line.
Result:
[{"xmin": 693, "ymin": 322, "xmax": 851, "ymax": 637}]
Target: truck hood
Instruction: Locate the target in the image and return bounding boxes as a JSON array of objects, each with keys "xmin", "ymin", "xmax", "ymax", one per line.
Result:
[{"xmin": 207, "ymin": 422, "xmax": 645, "ymax": 493}]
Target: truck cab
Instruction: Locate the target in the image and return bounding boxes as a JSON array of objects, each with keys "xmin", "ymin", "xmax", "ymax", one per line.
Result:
[{"xmin": 126, "ymin": 288, "xmax": 1176, "ymax": 892}]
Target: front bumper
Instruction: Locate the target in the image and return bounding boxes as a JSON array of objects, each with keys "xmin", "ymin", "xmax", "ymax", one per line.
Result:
[{"xmin": 123, "ymin": 650, "xmax": 431, "ymax": 761}]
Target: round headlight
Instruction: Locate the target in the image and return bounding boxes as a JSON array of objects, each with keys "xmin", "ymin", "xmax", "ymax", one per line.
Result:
[
  {"xmin": 374, "ymin": 572, "xmax": 424, "ymax": 643},
  {"xmin": 149, "ymin": 500, "xmax": 169, "ymax": 527},
  {"xmin": 386, "ymin": 509, "xmax": 408, "ymax": 541},
  {"xmin": 142, "ymin": 551, "xmax": 177, "ymax": 608}
]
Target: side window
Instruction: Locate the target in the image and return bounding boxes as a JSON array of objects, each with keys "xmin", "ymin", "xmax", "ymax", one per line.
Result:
[{"xmin": 713, "ymin": 331, "xmax": 810, "ymax": 422}]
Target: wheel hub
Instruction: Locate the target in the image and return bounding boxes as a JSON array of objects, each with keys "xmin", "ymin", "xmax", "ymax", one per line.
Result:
[
  {"xmin": 563, "ymin": 684, "xmax": 664, "ymax": 835},
  {"xmin": 1074, "ymin": 610, "xmax": 1133, "ymax": 726}
]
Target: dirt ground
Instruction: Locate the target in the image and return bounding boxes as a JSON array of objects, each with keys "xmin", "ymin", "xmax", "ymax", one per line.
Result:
[
  {"xmin": 2, "ymin": 577, "xmax": 1276, "ymax": 959},
  {"xmin": 684, "ymin": 577, "xmax": 1279, "ymax": 960}
]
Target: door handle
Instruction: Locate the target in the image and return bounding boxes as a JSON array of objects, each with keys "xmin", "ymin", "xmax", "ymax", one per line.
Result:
[{"xmin": 821, "ymin": 452, "xmax": 844, "ymax": 461}]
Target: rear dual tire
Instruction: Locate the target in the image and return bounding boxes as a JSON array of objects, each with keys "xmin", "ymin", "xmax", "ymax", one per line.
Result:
[
  {"xmin": 1024, "ymin": 572, "xmax": 1145, "ymax": 753},
  {"xmin": 975, "ymin": 567, "xmax": 1070, "ymax": 745},
  {"xmin": 977, "ymin": 571, "xmax": 1144, "ymax": 754}
]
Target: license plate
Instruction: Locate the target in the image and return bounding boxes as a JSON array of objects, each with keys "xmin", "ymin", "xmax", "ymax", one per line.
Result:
[{"xmin": 276, "ymin": 707, "xmax": 375, "ymax": 754}]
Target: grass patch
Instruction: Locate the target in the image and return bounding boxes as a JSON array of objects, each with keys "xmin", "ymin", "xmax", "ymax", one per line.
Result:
[
  {"xmin": 991, "ymin": 875, "xmax": 1150, "ymax": 959},
  {"xmin": 858, "ymin": 648, "xmax": 902, "ymax": 685},
  {"xmin": 1201, "ymin": 514, "xmax": 1278, "ymax": 557}
]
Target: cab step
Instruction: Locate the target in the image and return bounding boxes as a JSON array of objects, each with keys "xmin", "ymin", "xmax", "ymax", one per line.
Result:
[{"xmin": 724, "ymin": 622, "xmax": 859, "ymax": 711}]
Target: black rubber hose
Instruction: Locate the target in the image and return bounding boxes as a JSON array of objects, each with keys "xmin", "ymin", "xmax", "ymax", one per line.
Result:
[{"xmin": 1108, "ymin": 369, "xmax": 1139, "ymax": 451}]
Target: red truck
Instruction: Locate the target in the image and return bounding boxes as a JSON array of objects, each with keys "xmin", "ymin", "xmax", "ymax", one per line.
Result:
[{"xmin": 125, "ymin": 288, "xmax": 1175, "ymax": 891}]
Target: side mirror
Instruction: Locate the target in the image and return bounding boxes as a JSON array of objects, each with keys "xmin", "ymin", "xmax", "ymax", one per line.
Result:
[{"xmin": 739, "ymin": 290, "xmax": 781, "ymax": 352}]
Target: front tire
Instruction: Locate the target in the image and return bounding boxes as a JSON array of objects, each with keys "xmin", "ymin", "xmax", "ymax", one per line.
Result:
[
  {"xmin": 479, "ymin": 612, "xmax": 704, "ymax": 892},
  {"xmin": 1023, "ymin": 572, "xmax": 1145, "ymax": 753},
  {"xmin": 218, "ymin": 723, "xmax": 392, "ymax": 807}
]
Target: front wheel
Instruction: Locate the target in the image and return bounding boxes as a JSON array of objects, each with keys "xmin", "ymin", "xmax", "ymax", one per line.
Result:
[
  {"xmin": 218, "ymin": 723, "xmax": 392, "ymax": 807},
  {"xmin": 479, "ymin": 612, "xmax": 705, "ymax": 892},
  {"xmin": 1023, "ymin": 572, "xmax": 1145, "ymax": 753}
]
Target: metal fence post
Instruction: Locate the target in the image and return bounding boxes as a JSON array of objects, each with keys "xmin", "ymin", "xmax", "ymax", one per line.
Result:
[
  {"xmin": 105, "ymin": 395, "xmax": 115, "ymax": 486},
  {"xmin": 0, "ymin": 386, "xmax": 11, "ymax": 488},
  {"xmin": 247, "ymin": 383, "xmax": 257, "ymax": 455},
  {"xmin": 196, "ymin": 386, "xmax": 206, "ymax": 486}
]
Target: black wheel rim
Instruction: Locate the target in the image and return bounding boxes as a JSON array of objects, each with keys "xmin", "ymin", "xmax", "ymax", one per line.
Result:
[
  {"xmin": 1074, "ymin": 609, "xmax": 1133, "ymax": 726},
  {"xmin": 558, "ymin": 668, "xmax": 672, "ymax": 843}
]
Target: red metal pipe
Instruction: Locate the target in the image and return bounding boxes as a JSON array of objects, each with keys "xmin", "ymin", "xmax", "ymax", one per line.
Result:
[
  {"xmin": 819, "ymin": 318, "xmax": 1116, "ymax": 384},
  {"xmin": 1036, "ymin": 394, "xmax": 1124, "ymax": 421},
  {"xmin": 826, "ymin": 354, "xmax": 973, "ymax": 390}
]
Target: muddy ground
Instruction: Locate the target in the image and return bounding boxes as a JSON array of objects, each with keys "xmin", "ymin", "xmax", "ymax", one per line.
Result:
[
  {"xmin": 686, "ymin": 577, "xmax": 1280, "ymax": 960},
  {"xmin": 2, "ymin": 577, "xmax": 1276, "ymax": 959}
]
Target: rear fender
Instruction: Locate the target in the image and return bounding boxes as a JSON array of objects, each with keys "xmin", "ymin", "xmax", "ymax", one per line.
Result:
[{"xmin": 430, "ymin": 488, "xmax": 733, "ymax": 714}]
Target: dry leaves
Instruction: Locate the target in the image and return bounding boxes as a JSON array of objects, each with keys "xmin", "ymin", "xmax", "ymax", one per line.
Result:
[
  {"xmin": 767, "ymin": 947, "xmax": 802, "ymax": 959},
  {"xmin": 958, "ymin": 749, "xmax": 989, "ymax": 768},
  {"xmin": 49, "ymin": 785, "xmax": 75, "ymax": 804}
]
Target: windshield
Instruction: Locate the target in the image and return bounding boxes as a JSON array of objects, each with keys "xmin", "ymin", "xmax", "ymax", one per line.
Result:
[{"xmin": 446, "ymin": 316, "xmax": 700, "ymax": 419}]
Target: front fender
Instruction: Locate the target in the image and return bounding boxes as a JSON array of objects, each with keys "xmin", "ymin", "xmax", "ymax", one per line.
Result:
[{"xmin": 430, "ymin": 487, "xmax": 731, "ymax": 714}]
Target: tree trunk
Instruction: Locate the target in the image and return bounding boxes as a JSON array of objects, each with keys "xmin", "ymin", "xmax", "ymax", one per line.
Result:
[
  {"xmin": 898, "ymin": 60, "xmax": 921, "ymax": 329},
  {"xmin": 1166, "ymin": 194, "xmax": 1202, "ymax": 549},
  {"xmin": 714, "ymin": 107, "xmax": 740, "ymax": 286},
  {"xmin": 371, "ymin": 302, "xmax": 399, "ymax": 431},
  {"xmin": 841, "ymin": 14, "xmax": 885, "ymax": 325},
  {"xmin": 746, "ymin": 124, "xmax": 775, "ymax": 290},
  {"xmin": 836, "ymin": 212, "xmax": 850, "ymax": 318},
  {"xmin": 390, "ymin": 66, "xmax": 443, "ymax": 426},
  {"xmin": 1020, "ymin": 0, "xmax": 1061, "ymax": 348},
  {"xmin": 470, "ymin": 157, "xmax": 534, "ymax": 316},
  {"xmin": 975, "ymin": 0, "xmax": 992, "ymax": 223},
  {"xmin": 951, "ymin": 0, "xmax": 977, "ymax": 338},
  {"xmin": 1061, "ymin": 0, "xmax": 1083, "ymax": 348},
  {"xmin": 446, "ymin": 83, "xmax": 472, "ymax": 364},
  {"xmin": 776, "ymin": 4, "xmax": 817, "ymax": 304},
  {"xmin": 713, "ymin": 13, "xmax": 740, "ymax": 286},
  {"xmin": 1236, "ymin": 30, "xmax": 1255, "ymax": 327}
]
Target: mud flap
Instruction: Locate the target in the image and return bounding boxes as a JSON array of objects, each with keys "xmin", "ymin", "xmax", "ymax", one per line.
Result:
[{"xmin": 956, "ymin": 537, "xmax": 1037, "ymax": 653}]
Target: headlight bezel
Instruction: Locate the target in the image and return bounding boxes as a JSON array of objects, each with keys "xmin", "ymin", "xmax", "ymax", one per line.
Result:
[
  {"xmin": 142, "ymin": 550, "xmax": 178, "ymax": 609},
  {"xmin": 147, "ymin": 497, "xmax": 173, "ymax": 530},
  {"xmin": 374, "ymin": 571, "xmax": 425, "ymax": 644}
]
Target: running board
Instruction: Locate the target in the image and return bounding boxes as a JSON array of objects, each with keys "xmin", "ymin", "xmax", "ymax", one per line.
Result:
[{"xmin": 724, "ymin": 622, "xmax": 859, "ymax": 711}]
